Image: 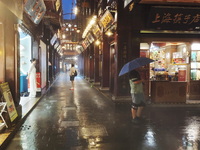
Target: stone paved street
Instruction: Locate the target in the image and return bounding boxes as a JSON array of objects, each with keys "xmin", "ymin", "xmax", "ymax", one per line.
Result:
[{"xmin": 4, "ymin": 72, "xmax": 200, "ymax": 150}]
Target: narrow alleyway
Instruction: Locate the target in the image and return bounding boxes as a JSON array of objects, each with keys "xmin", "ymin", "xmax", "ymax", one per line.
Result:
[{"xmin": 4, "ymin": 72, "xmax": 200, "ymax": 150}]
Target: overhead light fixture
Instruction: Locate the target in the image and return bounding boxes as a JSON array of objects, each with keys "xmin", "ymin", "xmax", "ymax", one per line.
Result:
[{"xmin": 68, "ymin": 24, "xmax": 72, "ymax": 28}]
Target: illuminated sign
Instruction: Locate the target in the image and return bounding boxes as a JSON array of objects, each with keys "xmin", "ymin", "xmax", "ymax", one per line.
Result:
[
  {"xmin": 87, "ymin": 33, "xmax": 95, "ymax": 44},
  {"xmin": 100, "ymin": 10, "xmax": 114, "ymax": 29},
  {"xmin": 50, "ymin": 34, "xmax": 58, "ymax": 46},
  {"xmin": 92, "ymin": 24, "xmax": 101, "ymax": 38},
  {"xmin": 147, "ymin": 6, "xmax": 200, "ymax": 30}
]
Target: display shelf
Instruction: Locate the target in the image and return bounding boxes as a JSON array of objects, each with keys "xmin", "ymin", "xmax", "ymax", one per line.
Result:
[{"xmin": 0, "ymin": 102, "xmax": 7, "ymax": 130}]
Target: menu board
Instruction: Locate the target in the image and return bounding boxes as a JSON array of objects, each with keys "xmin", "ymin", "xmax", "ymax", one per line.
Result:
[{"xmin": 0, "ymin": 82, "xmax": 18, "ymax": 122}]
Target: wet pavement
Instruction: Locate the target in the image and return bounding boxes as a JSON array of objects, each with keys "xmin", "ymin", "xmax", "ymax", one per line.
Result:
[{"xmin": 4, "ymin": 72, "xmax": 200, "ymax": 150}]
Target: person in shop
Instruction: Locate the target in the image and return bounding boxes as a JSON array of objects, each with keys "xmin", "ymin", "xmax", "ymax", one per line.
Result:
[
  {"xmin": 129, "ymin": 69, "xmax": 146, "ymax": 124},
  {"xmin": 69, "ymin": 64, "xmax": 77, "ymax": 90},
  {"xmin": 26, "ymin": 58, "xmax": 37, "ymax": 98}
]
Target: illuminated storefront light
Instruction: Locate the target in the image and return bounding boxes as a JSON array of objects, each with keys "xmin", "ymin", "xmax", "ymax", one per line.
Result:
[
  {"xmin": 95, "ymin": 40, "xmax": 101, "ymax": 46},
  {"xmin": 62, "ymin": 34, "xmax": 66, "ymax": 39},
  {"xmin": 82, "ymin": 15, "xmax": 97, "ymax": 38},
  {"xmin": 191, "ymin": 43, "xmax": 200, "ymax": 50},
  {"xmin": 73, "ymin": 6, "xmax": 78, "ymax": 15},
  {"xmin": 105, "ymin": 30, "xmax": 113, "ymax": 36}
]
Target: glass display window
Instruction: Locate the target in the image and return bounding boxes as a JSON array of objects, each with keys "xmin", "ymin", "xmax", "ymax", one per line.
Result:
[
  {"xmin": 149, "ymin": 42, "xmax": 188, "ymax": 81},
  {"xmin": 190, "ymin": 43, "xmax": 200, "ymax": 81}
]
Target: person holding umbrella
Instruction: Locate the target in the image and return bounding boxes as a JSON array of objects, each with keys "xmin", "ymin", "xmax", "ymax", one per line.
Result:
[
  {"xmin": 129, "ymin": 69, "xmax": 145, "ymax": 123},
  {"xmin": 119, "ymin": 57, "xmax": 154, "ymax": 124}
]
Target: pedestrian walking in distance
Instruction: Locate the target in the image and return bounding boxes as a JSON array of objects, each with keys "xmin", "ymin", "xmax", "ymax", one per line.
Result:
[{"xmin": 69, "ymin": 64, "xmax": 76, "ymax": 90}]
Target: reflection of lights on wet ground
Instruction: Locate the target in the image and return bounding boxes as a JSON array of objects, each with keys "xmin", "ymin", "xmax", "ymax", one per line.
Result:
[
  {"xmin": 186, "ymin": 124, "xmax": 199, "ymax": 141},
  {"xmin": 144, "ymin": 127, "xmax": 156, "ymax": 147},
  {"xmin": 88, "ymin": 137, "xmax": 102, "ymax": 148},
  {"xmin": 181, "ymin": 117, "xmax": 200, "ymax": 150}
]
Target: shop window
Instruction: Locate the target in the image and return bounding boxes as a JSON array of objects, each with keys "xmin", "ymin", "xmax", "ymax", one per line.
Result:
[
  {"xmin": 190, "ymin": 43, "xmax": 200, "ymax": 80},
  {"xmin": 19, "ymin": 27, "xmax": 32, "ymax": 94},
  {"xmin": 150, "ymin": 42, "xmax": 189, "ymax": 82}
]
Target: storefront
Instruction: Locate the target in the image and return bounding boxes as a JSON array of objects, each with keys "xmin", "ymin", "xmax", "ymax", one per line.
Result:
[
  {"xmin": 19, "ymin": 26, "xmax": 32, "ymax": 95},
  {"xmin": 139, "ymin": 41, "xmax": 200, "ymax": 102},
  {"xmin": 122, "ymin": 2, "xmax": 200, "ymax": 103}
]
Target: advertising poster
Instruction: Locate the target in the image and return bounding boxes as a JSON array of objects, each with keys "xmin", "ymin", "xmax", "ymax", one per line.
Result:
[
  {"xmin": 0, "ymin": 82, "xmax": 18, "ymax": 122},
  {"xmin": 28, "ymin": 72, "xmax": 41, "ymax": 92},
  {"xmin": 178, "ymin": 70, "xmax": 186, "ymax": 82}
]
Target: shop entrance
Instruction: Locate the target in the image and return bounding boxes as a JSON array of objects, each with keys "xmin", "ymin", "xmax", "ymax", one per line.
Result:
[
  {"xmin": 141, "ymin": 42, "xmax": 200, "ymax": 103},
  {"xmin": 19, "ymin": 27, "xmax": 32, "ymax": 96}
]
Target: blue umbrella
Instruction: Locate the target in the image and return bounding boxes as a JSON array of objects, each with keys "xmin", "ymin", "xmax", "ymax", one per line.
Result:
[{"xmin": 119, "ymin": 57, "xmax": 154, "ymax": 76}]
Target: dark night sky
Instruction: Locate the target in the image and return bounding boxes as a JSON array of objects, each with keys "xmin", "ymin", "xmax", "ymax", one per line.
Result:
[{"xmin": 62, "ymin": 0, "xmax": 76, "ymax": 20}]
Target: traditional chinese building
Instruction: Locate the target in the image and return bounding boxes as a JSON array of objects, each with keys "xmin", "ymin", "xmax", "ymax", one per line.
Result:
[{"xmin": 123, "ymin": 0, "xmax": 200, "ymax": 103}]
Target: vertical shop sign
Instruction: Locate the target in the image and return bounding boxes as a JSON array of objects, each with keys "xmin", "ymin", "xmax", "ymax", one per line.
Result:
[
  {"xmin": 0, "ymin": 82, "xmax": 18, "ymax": 122},
  {"xmin": 36, "ymin": 72, "xmax": 41, "ymax": 91},
  {"xmin": 92, "ymin": 24, "xmax": 101, "ymax": 39},
  {"xmin": 40, "ymin": 40, "xmax": 47, "ymax": 89},
  {"xmin": 87, "ymin": 33, "xmax": 95, "ymax": 44}
]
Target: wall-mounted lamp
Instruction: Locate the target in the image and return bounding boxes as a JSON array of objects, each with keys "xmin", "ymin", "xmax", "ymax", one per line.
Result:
[
  {"xmin": 76, "ymin": 29, "xmax": 80, "ymax": 33},
  {"xmin": 105, "ymin": 30, "xmax": 113, "ymax": 37},
  {"xmin": 62, "ymin": 34, "xmax": 66, "ymax": 39},
  {"xmin": 95, "ymin": 40, "xmax": 101, "ymax": 46}
]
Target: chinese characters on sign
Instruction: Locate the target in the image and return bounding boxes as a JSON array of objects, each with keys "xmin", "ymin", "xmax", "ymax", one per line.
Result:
[
  {"xmin": 100, "ymin": 10, "xmax": 114, "ymax": 29},
  {"xmin": 152, "ymin": 13, "xmax": 200, "ymax": 25},
  {"xmin": 147, "ymin": 6, "xmax": 200, "ymax": 30},
  {"xmin": 92, "ymin": 25, "xmax": 101, "ymax": 39}
]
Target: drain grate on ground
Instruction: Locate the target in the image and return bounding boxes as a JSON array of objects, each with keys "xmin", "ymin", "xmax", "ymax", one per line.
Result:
[
  {"xmin": 80, "ymin": 125, "xmax": 108, "ymax": 138},
  {"xmin": 19, "ymin": 124, "xmax": 31, "ymax": 131}
]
